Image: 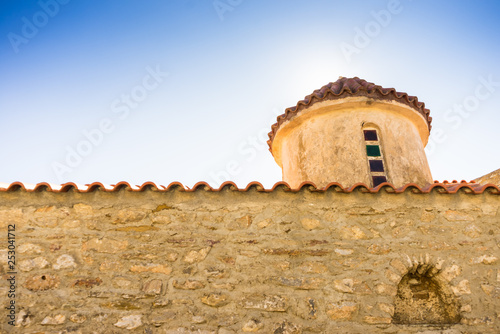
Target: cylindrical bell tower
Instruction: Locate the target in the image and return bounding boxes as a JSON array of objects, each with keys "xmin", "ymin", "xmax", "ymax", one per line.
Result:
[{"xmin": 268, "ymin": 77, "xmax": 433, "ymax": 189}]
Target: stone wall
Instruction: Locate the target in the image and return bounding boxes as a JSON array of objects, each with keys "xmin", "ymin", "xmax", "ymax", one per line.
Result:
[{"xmin": 1, "ymin": 186, "xmax": 499, "ymax": 333}]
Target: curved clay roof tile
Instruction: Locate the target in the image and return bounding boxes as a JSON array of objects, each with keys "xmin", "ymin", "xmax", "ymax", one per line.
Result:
[
  {"xmin": 268, "ymin": 77, "xmax": 431, "ymax": 152},
  {"xmin": 0, "ymin": 181, "xmax": 495, "ymax": 193}
]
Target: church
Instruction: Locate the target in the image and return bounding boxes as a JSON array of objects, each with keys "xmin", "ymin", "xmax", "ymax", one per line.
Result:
[{"xmin": 2, "ymin": 77, "xmax": 499, "ymax": 333}]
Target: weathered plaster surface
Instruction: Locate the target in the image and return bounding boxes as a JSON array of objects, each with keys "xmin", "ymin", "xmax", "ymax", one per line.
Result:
[
  {"xmin": 475, "ymin": 168, "xmax": 500, "ymax": 186},
  {"xmin": 272, "ymin": 97, "xmax": 433, "ymax": 188}
]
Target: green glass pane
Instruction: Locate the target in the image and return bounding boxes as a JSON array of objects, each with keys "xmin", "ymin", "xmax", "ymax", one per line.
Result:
[{"xmin": 366, "ymin": 145, "xmax": 381, "ymax": 157}]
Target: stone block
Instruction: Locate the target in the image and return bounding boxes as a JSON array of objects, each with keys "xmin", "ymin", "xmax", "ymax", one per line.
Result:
[
  {"xmin": 241, "ymin": 294, "xmax": 288, "ymax": 311},
  {"xmin": 41, "ymin": 314, "xmax": 65, "ymax": 325},
  {"xmin": 82, "ymin": 238, "xmax": 128, "ymax": 253},
  {"xmin": 269, "ymin": 276, "xmax": 326, "ymax": 290},
  {"xmin": 363, "ymin": 316, "xmax": 391, "ymax": 324},
  {"xmin": 142, "ymin": 279, "xmax": 163, "ymax": 295},
  {"xmin": 183, "ymin": 247, "xmax": 211, "ymax": 263},
  {"xmin": 53, "ymin": 254, "xmax": 77, "ymax": 270},
  {"xmin": 18, "ymin": 243, "xmax": 43, "ymax": 254},
  {"xmin": 452, "ymin": 280, "xmax": 471, "ymax": 296},
  {"xmin": 299, "ymin": 261, "xmax": 328, "ymax": 273},
  {"xmin": 173, "ymin": 279, "xmax": 205, "ymax": 290},
  {"xmin": 301, "ymin": 218, "xmax": 322, "ymax": 230},
  {"xmin": 114, "ymin": 314, "xmax": 142, "ymax": 330},
  {"xmin": 130, "ymin": 264, "xmax": 172, "ymax": 274},
  {"xmin": 24, "ymin": 274, "xmax": 60, "ymax": 291},
  {"xmin": 113, "ymin": 209, "xmax": 147, "ymax": 224},
  {"xmin": 242, "ymin": 319, "xmax": 263, "ymax": 332},
  {"xmin": 201, "ymin": 293, "xmax": 229, "ymax": 307},
  {"xmin": 72, "ymin": 277, "xmax": 102, "ymax": 288},
  {"xmin": 444, "ymin": 210, "xmax": 474, "ymax": 222},
  {"xmin": 326, "ymin": 302, "xmax": 358, "ymax": 320},
  {"xmin": 69, "ymin": 314, "xmax": 87, "ymax": 324},
  {"xmin": 367, "ymin": 243, "xmax": 391, "ymax": 255},
  {"xmin": 375, "ymin": 283, "xmax": 397, "ymax": 296},
  {"xmin": 333, "ymin": 278, "xmax": 354, "ymax": 293}
]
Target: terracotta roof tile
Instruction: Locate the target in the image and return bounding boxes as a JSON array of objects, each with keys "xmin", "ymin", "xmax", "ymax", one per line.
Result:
[
  {"xmin": 0, "ymin": 181, "xmax": 497, "ymax": 194},
  {"xmin": 267, "ymin": 77, "xmax": 431, "ymax": 152}
]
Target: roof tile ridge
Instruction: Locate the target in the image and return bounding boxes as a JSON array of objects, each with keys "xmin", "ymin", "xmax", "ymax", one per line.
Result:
[
  {"xmin": 242, "ymin": 182, "xmax": 265, "ymax": 192},
  {"xmin": 269, "ymin": 181, "xmax": 292, "ymax": 192},
  {"xmin": 85, "ymin": 182, "xmax": 109, "ymax": 192},
  {"xmin": 33, "ymin": 182, "xmax": 56, "ymax": 192},
  {"xmin": 217, "ymin": 181, "xmax": 239, "ymax": 191},
  {"xmin": 371, "ymin": 182, "xmax": 397, "ymax": 193},
  {"xmin": 476, "ymin": 183, "xmax": 500, "ymax": 194},
  {"xmin": 136, "ymin": 182, "xmax": 161, "ymax": 191},
  {"xmin": 346, "ymin": 183, "xmax": 372, "ymax": 193},
  {"xmin": 4, "ymin": 182, "xmax": 28, "ymax": 191},
  {"xmin": 294, "ymin": 181, "xmax": 320, "ymax": 192},
  {"xmin": 427, "ymin": 183, "xmax": 450, "ymax": 193},
  {"xmin": 189, "ymin": 182, "xmax": 214, "ymax": 191},
  {"xmin": 322, "ymin": 182, "xmax": 346, "ymax": 192},
  {"xmin": 395, "ymin": 183, "xmax": 425, "ymax": 193},
  {"xmin": 111, "ymin": 181, "xmax": 134, "ymax": 191},
  {"xmin": 162, "ymin": 182, "xmax": 187, "ymax": 191},
  {"xmin": 58, "ymin": 182, "xmax": 81, "ymax": 192}
]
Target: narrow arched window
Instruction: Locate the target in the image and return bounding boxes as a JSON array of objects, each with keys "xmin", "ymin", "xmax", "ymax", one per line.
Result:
[{"xmin": 362, "ymin": 127, "xmax": 388, "ymax": 187}]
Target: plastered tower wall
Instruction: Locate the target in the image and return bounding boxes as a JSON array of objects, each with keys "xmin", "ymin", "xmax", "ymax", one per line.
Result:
[
  {"xmin": 268, "ymin": 77, "xmax": 434, "ymax": 189},
  {"xmin": 1, "ymin": 187, "xmax": 499, "ymax": 333},
  {"xmin": 273, "ymin": 97, "xmax": 432, "ymax": 189}
]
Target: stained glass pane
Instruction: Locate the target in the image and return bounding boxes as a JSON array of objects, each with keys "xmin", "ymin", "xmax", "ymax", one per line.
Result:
[
  {"xmin": 364, "ymin": 130, "xmax": 378, "ymax": 141},
  {"xmin": 372, "ymin": 176, "xmax": 387, "ymax": 187},
  {"xmin": 369, "ymin": 160, "xmax": 384, "ymax": 172},
  {"xmin": 366, "ymin": 145, "xmax": 381, "ymax": 157}
]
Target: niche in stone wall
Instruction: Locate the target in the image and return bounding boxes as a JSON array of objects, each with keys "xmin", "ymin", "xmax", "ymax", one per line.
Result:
[{"xmin": 393, "ymin": 271, "xmax": 461, "ymax": 325}]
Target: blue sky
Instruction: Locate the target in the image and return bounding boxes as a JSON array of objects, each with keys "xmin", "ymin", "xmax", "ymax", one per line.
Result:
[{"xmin": 1, "ymin": 0, "xmax": 499, "ymax": 188}]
